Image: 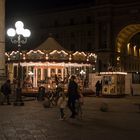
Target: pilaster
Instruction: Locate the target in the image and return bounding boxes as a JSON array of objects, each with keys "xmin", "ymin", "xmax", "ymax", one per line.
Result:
[{"xmin": 0, "ymin": 0, "xmax": 6, "ymax": 85}]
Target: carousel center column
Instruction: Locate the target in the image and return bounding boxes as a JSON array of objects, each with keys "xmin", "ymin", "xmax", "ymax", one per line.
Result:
[{"xmin": 0, "ymin": 0, "xmax": 6, "ymax": 86}]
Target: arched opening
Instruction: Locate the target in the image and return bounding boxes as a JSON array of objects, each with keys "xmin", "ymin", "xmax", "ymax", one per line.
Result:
[{"xmin": 116, "ymin": 24, "xmax": 140, "ymax": 72}]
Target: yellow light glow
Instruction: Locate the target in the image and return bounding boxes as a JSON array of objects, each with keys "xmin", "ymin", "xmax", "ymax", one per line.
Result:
[
  {"xmin": 73, "ymin": 51, "xmax": 86, "ymax": 56},
  {"xmin": 134, "ymin": 45, "xmax": 137, "ymax": 56},
  {"xmin": 49, "ymin": 50, "xmax": 68, "ymax": 55},
  {"xmin": 100, "ymin": 72, "xmax": 127, "ymax": 75},
  {"xmin": 117, "ymin": 57, "xmax": 120, "ymax": 61},
  {"xmin": 37, "ymin": 50, "xmax": 45, "ymax": 54},
  {"xmin": 127, "ymin": 43, "xmax": 130, "ymax": 55},
  {"xmin": 10, "ymin": 51, "xmax": 20, "ymax": 55},
  {"xmin": 117, "ymin": 47, "xmax": 121, "ymax": 53},
  {"xmin": 27, "ymin": 50, "xmax": 33, "ymax": 55}
]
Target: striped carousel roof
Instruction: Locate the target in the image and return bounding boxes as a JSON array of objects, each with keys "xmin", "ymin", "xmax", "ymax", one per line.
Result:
[{"xmin": 35, "ymin": 37, "xmax": 66, "ymax": 51}]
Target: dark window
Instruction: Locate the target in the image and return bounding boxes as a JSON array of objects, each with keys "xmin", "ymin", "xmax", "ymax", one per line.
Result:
[
  {"xmin": 70, "ymin": 18, "xmax": 74, "ymax": 25},
  {"xmin": 70, "ymin": 32, "xmax": 75, "ymax": 38},
  {"xmin": 86, "ymin": 16, "xmax": 91, "ymax": 24},
  {"xmin": 54, "ymin": 20, "xmax": 59, "ymax": 27},
  {"xmin": 87, "ymin": 31, "xmax": 91, "ymax": 36}
]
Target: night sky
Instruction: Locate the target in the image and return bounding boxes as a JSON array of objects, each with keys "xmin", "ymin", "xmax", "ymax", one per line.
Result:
[
  {"xmin": 5, "ymin": 0, "xmax": 93, "ymax": 21},
  {"xmin": 6, "ymin": 0, "xmax": 94, "ymax": 13},
  {"xmin": 5, "ymin": 0, "xmax": 94, "ymax": 51}
]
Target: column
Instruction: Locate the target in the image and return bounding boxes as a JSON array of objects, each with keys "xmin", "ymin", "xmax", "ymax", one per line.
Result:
[
  {"xmin": 0, "ymin": 0, "xmax": 5, "ymax": 86},
  {"xmin": 56, "ymin": 68, "xmax": 58, "ymax": 75},
  {"xmin": 33, "ymin": 67, "xmax": 35, "ymax": 87},
  {"xmin": 41, "ymin": 67, "xmax": 44, "ymax": 80},
  {"xmin": 48, "ymin": 67, "xmax": 51, "ymax": 77},
  {"xmin": 32, "ymin": 67, "xmax": 37, "ymax": 88}
]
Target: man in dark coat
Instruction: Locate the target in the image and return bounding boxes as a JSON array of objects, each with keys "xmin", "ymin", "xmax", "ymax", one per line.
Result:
[
  {"xmin": 1, "ymin": 79, "xmax": 11, "ymax": 105},
  {"xmin": 67, "ymin": 75, "xmax": 79, "ymax": 118}
]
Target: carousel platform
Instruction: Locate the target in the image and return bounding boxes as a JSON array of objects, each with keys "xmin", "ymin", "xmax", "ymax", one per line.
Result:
[
  {"xmin": 21, "ymin": 87, "xmax": 95, "ymax": 97},
  {"xmin": 21, "ymin": 88, "xmax": 38, "ymax": 97}
]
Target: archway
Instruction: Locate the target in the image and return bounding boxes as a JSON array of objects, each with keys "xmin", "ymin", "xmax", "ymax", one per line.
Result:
[
  {"xmin": 115, "ymin": 24, "xmax": 140, "ymax": 72},
  {"xmin": 116, "ymin": 24, "xmax": 140, "ymax": 53}
]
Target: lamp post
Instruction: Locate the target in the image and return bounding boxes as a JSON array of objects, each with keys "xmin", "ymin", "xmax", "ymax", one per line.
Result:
[{"xmin": 7, "ymin": 21, "xmax": 31, "ymax": 106}]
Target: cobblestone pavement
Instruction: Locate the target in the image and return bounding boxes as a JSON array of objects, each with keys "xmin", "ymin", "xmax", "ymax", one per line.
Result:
[{"xmin": 0, "ymin": 96, "xmax": 140, "ymax": 140}]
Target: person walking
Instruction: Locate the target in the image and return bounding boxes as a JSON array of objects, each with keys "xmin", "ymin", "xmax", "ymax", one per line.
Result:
[
  {"xmin": 95, "ymin": 80, "xmax": 101, "ymax": 96},
  {"xmin": 57, "ymin": 92, "xmax": 67, "ymax": 120},
  {"xmin": 67, "ymin": 75, "xmax": 79, "ymax": 118},
  {"xmin": 1, "ymin": 79, "xmax": 11, "ymax": 105}
]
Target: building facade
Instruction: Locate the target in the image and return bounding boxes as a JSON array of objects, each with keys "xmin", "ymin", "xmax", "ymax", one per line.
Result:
[
  {"xmin": 0, "ymin": 0, "xmax": 6, "ymax": 86},
  {"xmin": 26, "ymin": 0, "xmax": 140, "ymax": 74}
]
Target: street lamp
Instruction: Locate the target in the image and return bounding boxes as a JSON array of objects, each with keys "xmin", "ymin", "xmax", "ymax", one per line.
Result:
[{"xmin": 7, "ymin": 21, "xmax": 31, "ymax": 106}]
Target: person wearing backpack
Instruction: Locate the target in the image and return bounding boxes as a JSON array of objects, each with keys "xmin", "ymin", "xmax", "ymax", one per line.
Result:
[{"xmin": 1, "ymin": 80, "xmax": 11, "ymax": 105}]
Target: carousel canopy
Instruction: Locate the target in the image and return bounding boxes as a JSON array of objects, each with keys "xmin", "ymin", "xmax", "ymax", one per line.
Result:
[
  {"xmin": 35, "ymin": 37, "xmax": 66, "ymax": 51},
  {"xmin": 5, "ymin": 36, "xmax": 97, "ymax": 65}
]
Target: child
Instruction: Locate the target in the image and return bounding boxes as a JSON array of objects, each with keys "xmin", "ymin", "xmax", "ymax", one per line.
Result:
[{"xmin": 57, "ymin": 92, "xmax": 67, "ymax": 120}]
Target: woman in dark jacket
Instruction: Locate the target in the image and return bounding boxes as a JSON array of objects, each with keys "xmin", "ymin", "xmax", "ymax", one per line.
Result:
[
  {"xmin": 95, "ymin": 80, "xmax": 101, "ymax": 96},
  {"xmin": 67, "ymin": 75, "xmax": 79, "ymax": 118}
]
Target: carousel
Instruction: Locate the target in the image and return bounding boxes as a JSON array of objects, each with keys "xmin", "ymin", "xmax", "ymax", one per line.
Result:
[{"xmin": 6, "ymin": 37, "xmax": 97, "ymax": 92}]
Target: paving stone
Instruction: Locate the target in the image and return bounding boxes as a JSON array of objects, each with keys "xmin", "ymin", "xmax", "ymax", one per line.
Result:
[
  {"xmin": 18, "ymin": 135, "xmax": 35, "ymax": 140},
  {"xmin": 30, "ymin": 130, "xmax": 43, "ymax": 135},
  {"xmin": 0, "ymin": 96, "xmax": 140, "ymax": 140},
  {"xmin": 33, "ymin": 135, "xmax": 47, "ymax": 140},
  {"xmin": 0, "ymin": 135, "xmax": 6, "ymax": 140},
  {"xmin": 6, "ymin": 136, "xmax": 20, "ymax": 140}
]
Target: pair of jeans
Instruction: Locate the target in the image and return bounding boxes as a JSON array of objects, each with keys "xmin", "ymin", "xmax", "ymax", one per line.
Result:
[
  {"xmin": 68, "ymin": 99, "xmax": 76, "ymax": 117},
  {"xmin": 3, "ymin": 94, "xmax": 10, "ymax": 104}
]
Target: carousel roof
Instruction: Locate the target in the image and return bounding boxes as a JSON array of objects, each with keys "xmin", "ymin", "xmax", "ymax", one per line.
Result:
[
  {"xmin": 5, "ymin": 36, "xmax": 97, "ymax": 65},
  {"xmin": 35, "ymin": 37, "xmax": 66, "ymax": 51}
]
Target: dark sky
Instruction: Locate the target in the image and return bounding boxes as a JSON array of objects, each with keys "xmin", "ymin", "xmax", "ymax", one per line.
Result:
[
  {"xmin": 5, "ymin": 0, "xmax": 94, "ymax": 28},
  {"xmin": 5, "ymin": 0, "xmax": 94, "ymax": 51},
  {"xmin": 6, "ymin": 0, "xmax": 94, "ymax": 13}
]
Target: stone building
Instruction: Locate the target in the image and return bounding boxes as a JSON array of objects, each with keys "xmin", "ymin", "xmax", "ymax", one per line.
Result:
[
  {"xmin": 0, "ymin": 0, "xmax": 5, "ymax": 86},
  {"xmin": 5, "ymin": 0, "xmax": 140, "ymax": 95},
  {"xmin": 26, "ymin": 0, "xmax": 140, "ymax": 74}
]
